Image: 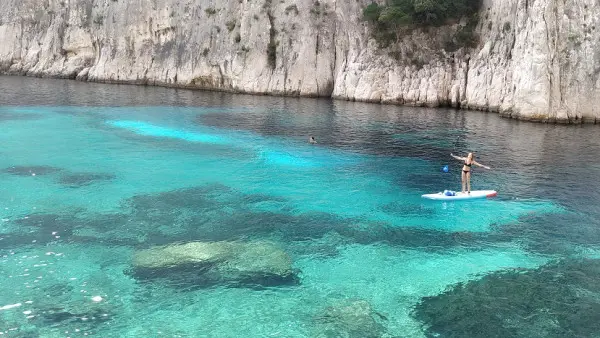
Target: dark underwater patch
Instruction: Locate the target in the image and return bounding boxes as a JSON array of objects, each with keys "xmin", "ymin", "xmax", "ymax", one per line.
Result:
[
  {"xmin": 35, "ymin": 306, "xmax": 113, "ymax": 330},
  {"xmin": 313, "ymin": 299, "xmax": 389, "ymax": 338},
  {"xmin": 41, "ymin": 283, "xmax": 75, "ymax": 298},
  {"xmin": 412, "ymin": 258, "xmax": 600, "ymax": 338},
  {"xmin": 122, "ymin": 185, "xmax": 489, "ymax": 250},
  {"xmin": 0, "ymin": 233, "xmax": 47, "ymax": 247},
  {"xmin": 0, "ymin": 212, "xmax": 131, "ymax": 250},
  {"xmin": 12, "ymin": 212, "xmax": 81, "ymax": 236},
  {"xmin": 8, "ymin": 213, "xmax": 75, "ymax": 241},
  {"xmin": 58, "ymin": 172, "xmax": 116, "ymax": 187},
  {"xmin": 129, "ymin": 262, "xmax": 300, "ymax": 290},
  {"xmin": 73, "ymin": 213, "xmax": 131, "ymax": 232},
  {"xmin": 336, "ymin": 222, "xmax": 493, "ymax": 250},
  {"xmin": 1, "ymin": 182, "xmax": 506, "ymax": 254},
  {"xmin": 13, "ymin": 213, "xmax": 64, "ymax": 228},
  {"xmin": 3, "ymin": 165, "xmax": 62, "ymax": 176},
  {"xmin": 487, "ymin": 211, "xmax": 600, "ymax": 256},
  {"xmin": 1, "ymin": 183, "xmax": 518, "ymax": 255},
  {"xmin": 13, "ymin": 214, "xmax": 77, "ymax": 235},
  {"xmin": 123, "ymin": 184, "xmax": 229, "ymax": 215},
  {"xmin": 120, "ymin": 185, "xmax": 315, "ymax": 243}
]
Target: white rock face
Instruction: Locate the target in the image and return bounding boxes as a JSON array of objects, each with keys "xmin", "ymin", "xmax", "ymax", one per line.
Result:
[{"xmin": 0, "ymin": 0, "xmax": 598, "ymax": 122}]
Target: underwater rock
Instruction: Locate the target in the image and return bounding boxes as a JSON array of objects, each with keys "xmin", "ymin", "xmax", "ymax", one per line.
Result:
[
  {"xmin": 28, "ymin": 303, "xmax": 114, "ymax": 338},
  {"xmin": 58, "ymin": 172, "xmax": 116, "ymax": 187},
  {"xmin": 0, "ymin": 213, "xmax": 76, "ymax": 247},
  {"xmin": 3, "ymin": 165, "xmax": 62, "ymax": 176},
  {"xmin": 131, "ymin": 241, "xmax": 298, "ymax": 288},
  {"xmin": 313, "ymin": 299, "xmax": 389, "ymax": 338},
  {"xmin": 13, "ymin": 213, "xmax": 63, "ymax": 228},
  {"xmin": 132, "ymin": 241, "xmax": 235, "ymax": 268},
  {"xmin": 412, "ymin": 258, "xmax": 600, "ymax": 338}
]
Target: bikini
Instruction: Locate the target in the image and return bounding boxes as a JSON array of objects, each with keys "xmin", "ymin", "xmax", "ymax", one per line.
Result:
[{"xmin": 463, "ymin": 161, "xmax": 472, "ymax": 174}]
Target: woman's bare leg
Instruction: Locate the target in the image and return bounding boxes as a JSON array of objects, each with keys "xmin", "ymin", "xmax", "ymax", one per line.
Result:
[
  {"xmin": 466, "ymin": 172, "xmax": 471, "ymax": 193},
  {"xmin": 461, "ymin": 171, "xmax": 466, "ymax": 193}
]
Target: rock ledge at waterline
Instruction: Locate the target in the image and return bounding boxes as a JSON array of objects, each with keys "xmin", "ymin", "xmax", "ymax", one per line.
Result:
[{"xmin": 1, "ymin": 0, "xmax": 598, "ymax": 123}]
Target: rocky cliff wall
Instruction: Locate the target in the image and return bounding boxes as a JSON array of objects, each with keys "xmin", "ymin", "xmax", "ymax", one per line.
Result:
[{"xmin": 0, "ymin": 0, "xmax": 598, "ymax": 123}]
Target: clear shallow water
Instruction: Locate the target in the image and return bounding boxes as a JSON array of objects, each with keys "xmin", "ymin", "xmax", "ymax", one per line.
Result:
[{"xmin": 1, "ymin": 76, "xmax": 600, "ymax": 337}]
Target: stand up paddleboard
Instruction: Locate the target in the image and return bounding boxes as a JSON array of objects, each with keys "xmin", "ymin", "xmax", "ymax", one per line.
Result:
[{"xmin": 422, "ymin": 190, "xmax": 497, "ymax": 201}]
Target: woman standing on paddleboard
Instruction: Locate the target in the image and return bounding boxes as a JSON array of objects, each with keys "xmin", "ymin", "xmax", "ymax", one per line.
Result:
[{"xmin": 450, "ymin": 152, "xmax": 491, "ymax": 194}]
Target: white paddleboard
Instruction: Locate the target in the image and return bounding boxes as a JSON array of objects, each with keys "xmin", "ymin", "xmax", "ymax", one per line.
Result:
[{"xmin": 421, "ymin": 190, "xmax": 497, "ymax": 201}]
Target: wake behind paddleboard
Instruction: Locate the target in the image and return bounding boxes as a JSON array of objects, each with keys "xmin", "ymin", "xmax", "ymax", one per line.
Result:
[{"xmin": 421, "ymin": 190, "xmax": 497, "ymax": 201}]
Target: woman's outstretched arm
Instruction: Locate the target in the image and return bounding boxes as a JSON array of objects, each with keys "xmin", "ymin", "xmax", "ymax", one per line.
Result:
[
  {"xmin": 450, "ymin": 153, "xmax": 465, "ymax": 161},
  {"xmin": 473, "ymin": 161, "xmax": 491, "ymax": 169}
]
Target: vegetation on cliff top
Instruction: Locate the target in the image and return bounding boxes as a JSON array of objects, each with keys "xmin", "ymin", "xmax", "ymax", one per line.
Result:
[{"xmin": 363, "ymin": 0, "xmax": 482, "ymax": 48}]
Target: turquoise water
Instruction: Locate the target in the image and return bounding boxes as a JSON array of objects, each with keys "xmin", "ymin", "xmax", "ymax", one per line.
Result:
[{"xmin": 1, "ymin": 77, "xmax": 600, "ymax": 337}]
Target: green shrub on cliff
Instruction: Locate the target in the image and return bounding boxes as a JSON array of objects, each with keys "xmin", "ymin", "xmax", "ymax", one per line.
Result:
[
  {"xmin": 363, "ymin": 0, "xmax": 482, "ymax": 47},
  {"xmin": 364, "ymin": 0, "xmax": 481, "ymax": 26}
]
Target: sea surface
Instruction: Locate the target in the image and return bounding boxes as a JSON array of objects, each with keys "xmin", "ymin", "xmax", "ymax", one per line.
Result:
[{"xmin": 1, "ymin": 76, "xmax": 600, "ymax": 337}]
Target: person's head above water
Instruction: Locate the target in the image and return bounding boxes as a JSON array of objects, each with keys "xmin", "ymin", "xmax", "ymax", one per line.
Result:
[{"xmin": 309, "ymin": 136, "xmax": 317, "ymax": 144}]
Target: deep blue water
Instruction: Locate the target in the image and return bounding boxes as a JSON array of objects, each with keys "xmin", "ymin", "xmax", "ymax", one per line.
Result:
[{"xmin": 1, "ymin": 76, "xmax": 600, "ymax": 337}]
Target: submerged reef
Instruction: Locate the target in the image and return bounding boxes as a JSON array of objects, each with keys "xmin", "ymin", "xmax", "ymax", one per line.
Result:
[
  {"xmin": 58, "ymin": 172, "xmax": 116, "ymax": 188},
  {"xmin": 313, "ymin": 299, "xmax": 390, "ymax": 338},
  {"xmin": 3, "ymin": 165, "xmax": 62, "ymax": 176},
  {"xmin": 413, "ymin": 258, "xmax": 600, "ymax": 338}
]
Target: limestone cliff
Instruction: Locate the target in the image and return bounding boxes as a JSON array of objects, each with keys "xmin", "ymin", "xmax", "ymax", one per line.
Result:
[{"xmin": 0, "ymin": 0, "xmax": 598, "ymax": 123}]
